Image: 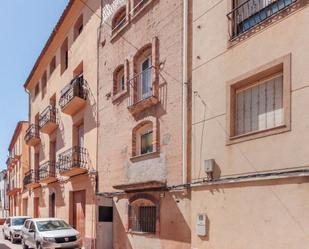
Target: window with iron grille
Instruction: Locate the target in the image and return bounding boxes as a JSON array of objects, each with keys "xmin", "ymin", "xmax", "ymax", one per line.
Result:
[
  {"xmin": 228, "ymin": 0, "xmax": 297, "ymax": 38},
  {"xmin": 235, "ymin": 73, "xmax": 283, "ymax": 136},
  {"xmin": 129, "ymin": 205, "xmax": 156, "ymax": 233}
]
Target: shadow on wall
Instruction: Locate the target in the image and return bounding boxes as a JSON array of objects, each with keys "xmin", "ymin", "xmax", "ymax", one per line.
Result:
[
  {"xmin": 113, "ymin": 204, "xmax": 133, "ymax": 249},
  {"xmin": 113, "ymin": 191, "xmax": 191, "ymax": 249},
  {"xmin": 160, "ymin": 192, "xmax": 191, "ymax": 247}
]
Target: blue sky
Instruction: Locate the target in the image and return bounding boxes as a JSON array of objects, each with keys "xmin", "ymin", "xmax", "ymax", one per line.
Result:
[{"xmin": 0, "ymin": 1, "xmax": 69, "ymax": 169}]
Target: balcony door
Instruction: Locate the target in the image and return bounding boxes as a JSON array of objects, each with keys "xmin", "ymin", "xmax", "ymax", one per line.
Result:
[
  {"xmin": 35, "ymin": 152, "xmax": 40, "ymax": 180},
  {"xmin": 140, "ymin": 57, "xmax": 152, "ymax": 100},
  {"xmin": 50, "ymin": 141, "xmax": 56, "ymax": 174},
  {"xmin": 77, "ymin": 124, "xmax": 84, "ymax": 147},
  {"xmin": 49, "ymin": 193, "xmax": 55, "ymax": 217}
]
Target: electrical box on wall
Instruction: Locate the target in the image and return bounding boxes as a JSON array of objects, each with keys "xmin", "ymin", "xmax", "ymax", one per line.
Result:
[
  {"xmin": 196, "ymin": 213, "xmax": 207, "ymax": 236},
  {"xmin": 204, "ymin": 159, "xmax": 215, "ymax": 173}
]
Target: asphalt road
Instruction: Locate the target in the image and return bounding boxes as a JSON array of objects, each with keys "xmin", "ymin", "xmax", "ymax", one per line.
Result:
[{"xmin": 0, "ymin": 226, "xmax": 22, "ymax": 249}]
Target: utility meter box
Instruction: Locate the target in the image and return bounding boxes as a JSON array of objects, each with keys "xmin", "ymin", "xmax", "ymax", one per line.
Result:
[
  {"xmin": 204, "ymin": 159, "xmax": 215, "ymax": 173},
  {"xmin": 196, "ymin": 213, "xmax": 207, "ymax": 236}
]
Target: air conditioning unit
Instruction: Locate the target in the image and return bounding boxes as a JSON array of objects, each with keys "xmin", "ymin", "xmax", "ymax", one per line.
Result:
[
  {"xmin": 196, "ymin": 213, "xmax": 207, "ymax": 236},
  {"xmin": 204, "ymin": 159, "xmax": 215, "ymax": 173}
]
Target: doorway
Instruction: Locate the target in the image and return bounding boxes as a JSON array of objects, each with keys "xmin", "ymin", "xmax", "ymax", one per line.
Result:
[
  {"xmin": 72, "ymin": 190, "xmax": 86, "ymax": 240},
  {"xmin": 49, "ymin": 193, "xmax": 56, "ymax": 217},
  {"xmin": 33, "ymin": 197, "xmax": 39, "ymax": 218}
]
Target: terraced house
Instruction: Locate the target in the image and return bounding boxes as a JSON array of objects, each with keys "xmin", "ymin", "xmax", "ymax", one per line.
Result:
[
  {"xmin": 191, "ymin": 0, "xmax": 309, "ymax": 249},
  {"xmin": 23, "ymin": 0, "xmax": 101, "ymax": 248},
  {"xmin": 96, "ymin": 0, "xmax": 191, "ymax": 248},
  {"xmin": 6, "ymin": 121, "xmax": 29, "ymax": 217}
]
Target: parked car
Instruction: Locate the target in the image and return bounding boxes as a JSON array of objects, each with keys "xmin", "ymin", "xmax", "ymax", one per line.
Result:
[
  {"xmin": 2, "ymin": 216, "xmax": 32, "ymax": 243},
  {"xmin": 21, "ymin": 218, "xmax": 82, "ymax": 249}
]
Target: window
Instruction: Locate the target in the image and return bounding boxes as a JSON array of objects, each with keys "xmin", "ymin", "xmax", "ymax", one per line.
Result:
[
  {"xmin": 141, "ymin": 130, "xmax": 153, "ymax": 155},
  {"xmin": 61, "ymin": 38, "xmax": 68, "ymax": 74},
  {"xmin": 228, "ymin": 0, "xmax": 297, "ymax": 38},
  {"xmin": 74, "ymin": 15, "xmax": 83, "ymax": 40},
  {"xmin": 41, "ymin": 71, "xmax": 47, "ymax": 99},
  {"xmin": 227, "ymin": 54, "xmax": 291, "ymax": 144},
  {"xmin": 98, "ymin": 206, "xmax": 113, "ymax": 222},
  {"xmin": 112, "ymin": 6, "xmax": 127, "ymax": 34},
  {"xmin": 140, "ymin": 57, "xmax": 152, "ymax": 100},
  {"xmin": 29, "ymin": 221, "xmax": 36, "ymax": 231},
  {"xmin": 132, "ymin": 44, "xmax": 153, "ymax": 103},
  {"xmin": 129, "ymin": 196, "xmax": 157, "ymax": 233},
  {"xmin": 34, "ymin": 83, "xmax": 40, "ymax": 98},
  {"xmin": 132, "ymin": 120, "xmax": 159, "ymax": 158},
  {"xmin": 49, "ymin": 56, "xmax": 56, "ymax": 76},
  {"xmin": 235, "ymin": 74, "xmax": 283, "ymax": 136},
  {"xmin": 113, "ymin": 65, "xmax": 125, "ymax": 95}
]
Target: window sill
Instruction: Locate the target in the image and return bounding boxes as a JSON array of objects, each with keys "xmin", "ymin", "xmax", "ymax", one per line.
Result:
[
  {"xmin": 112, "ymin": 89, "xmax": 128, "ymax": 103},
  {"xmin": 130, "ymin": 151, "xmax": 160, "ymax": 162},
  {"xmin": 227, "ymin": 124, "xmax": 290, "ymax": 145},
  {"xmin": 127, "ymin": 230, "xmax": 156, "ymax": 236}
]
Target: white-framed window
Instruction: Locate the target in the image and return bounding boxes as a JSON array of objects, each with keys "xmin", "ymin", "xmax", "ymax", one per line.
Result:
[{"xmin": 140, "ymin": 57, "xmax": 152, "ymax": 100}]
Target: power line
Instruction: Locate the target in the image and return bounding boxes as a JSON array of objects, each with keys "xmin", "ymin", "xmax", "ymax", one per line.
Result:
[{"xmin": 79, "ymin": 0, "xmax": 308, "ymax": 237}]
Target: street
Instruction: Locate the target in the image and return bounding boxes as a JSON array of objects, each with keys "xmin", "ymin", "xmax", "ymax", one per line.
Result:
[{"xmin": 0, "ymin": 226, "xmax": 21, "ymax": 249}]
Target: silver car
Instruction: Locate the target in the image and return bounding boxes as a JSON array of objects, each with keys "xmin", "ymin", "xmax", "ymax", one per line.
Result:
[
  {"xmin": 21, "ymin": 218, "xmax": 82, "ymax": 249},
  {"xmin": 2, "ymin": 216, "xmax": 31, "ymax": 243}
]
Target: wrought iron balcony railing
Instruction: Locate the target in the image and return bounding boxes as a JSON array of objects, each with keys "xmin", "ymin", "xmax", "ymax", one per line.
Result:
[
  {"xmin": 227, "ymin": 0, "xmax": 297, "ymax": 38},
  {"xmin": 25, "ymin": 124, "xmax": 40, "ymax": 145},
  {"xmin": 39, "ymin": 161, "xmax": 56, "ymax": 182},
  {"xmin": 131, "ymin": 0, "xmax": 150, "ymax": 15},
  {"xmin": 59, "ymin": 75, "xmax": 88, "ymax": 112},
  {"xmin": 39, "ymin": 105, "xmax": 57, "ymax": 130},
  {"xmin": 127, "ymin": 66, "xmax": 159, "ymax": 114},
  {"xmin": 57, "ymin": 146, "xmax": 88, "ymax": 176},
  {"xmin": 23, "ymin": 169, "xmax": 39, "ymax": 187}
]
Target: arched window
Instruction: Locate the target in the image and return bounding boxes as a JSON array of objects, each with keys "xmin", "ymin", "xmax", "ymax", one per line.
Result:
[
  {"xmin": 132, "ymin": 120, "xmax": 158, "ymax": 157},
  {"xmin": 111, "ymin": 6, "xmax": 127, "ymax": 34},
  {"xmin": 133, "ymin": 44, "xmax": 153, "ymax": 102},
  {"xmin": 113, "ymin": 65, "xmax": 125, "ymax": 95},
  {"xmin": 129, "ymin": 194, "xmax": 158, "ymax": 233}
]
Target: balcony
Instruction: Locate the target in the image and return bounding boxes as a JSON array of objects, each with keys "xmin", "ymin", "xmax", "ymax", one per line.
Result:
[
  {"xmin": 6, "ymin": 154, "xmax": 21, "ymax": 171},
  {"xmin": 127, "ymin": 66, "xmax": 159, "ymax": 115},
  {"xmin": 25, "ymin": 124, "xmax": 40, "ymax": 146},
  {"xmin": 7, "ymin": 184, "xmax": 21, "ymax": 196},
  {"xmin": 38, "ymin": 161, "xmax": 57, "ymax": 184},
  {"xmin": 39, "ymin": 106, "xmax": 58, "ymax": 134},
  {"xmin": 57, "ymin": 146, "xmax": 88, "ymax": 177},
  {"xmin": 23, "ymin": 170, "xmax": 40, "ymax": 189},
  {"xmin": 59, "ymin": 76, "xmax": 88, "ymax": 116},
  {"xmin": 227, "ymin": 0, "xmax": 297, "ymax": 39}
]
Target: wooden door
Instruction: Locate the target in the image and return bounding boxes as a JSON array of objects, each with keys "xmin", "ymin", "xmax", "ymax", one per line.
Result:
[
  {"xmin": 23, "ymin": 198, "xmax": 28, "ymax": 216},
  {"xmin": 73, "ymin": 190, "xmax": 85, "ymax": 240},
  {"xmin": 77, "ymin": 124, "xmax": 84, "ymax": 147},
  {"xmin": 49, "ymin": 193, "xmax": 55, "ymax": 217},
  {"xmin": 33, "ymin": 197, "xmax": 39, "ymax": 218}
]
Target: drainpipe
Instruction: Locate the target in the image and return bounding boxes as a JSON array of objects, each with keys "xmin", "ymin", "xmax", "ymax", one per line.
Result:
[{"xmin": 182, "ymin": 0, "xmax": 189, "ymax": 184}]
